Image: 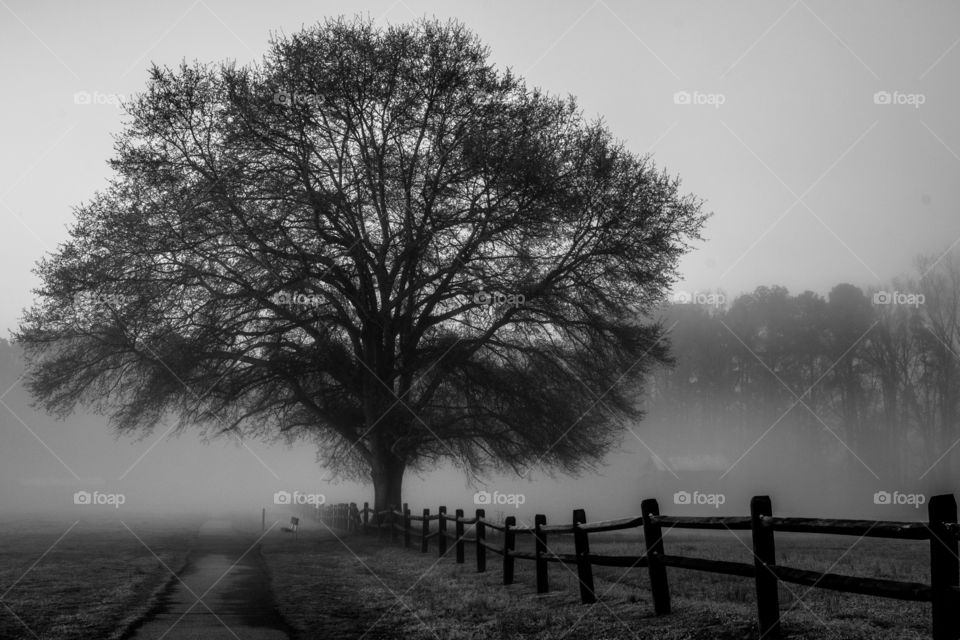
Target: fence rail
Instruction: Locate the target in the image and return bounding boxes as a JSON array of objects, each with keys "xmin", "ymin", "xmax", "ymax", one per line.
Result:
[{"xmin": 307, "ymin": 494, "xmax": 960, "ymax": 640}]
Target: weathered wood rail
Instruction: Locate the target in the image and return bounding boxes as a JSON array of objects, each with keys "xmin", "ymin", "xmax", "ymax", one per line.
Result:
[{"xmin": 311, "ymin": 495, "xmax": 960, "ymax": 639}]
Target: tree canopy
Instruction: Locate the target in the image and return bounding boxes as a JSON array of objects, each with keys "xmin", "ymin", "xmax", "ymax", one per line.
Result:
[{"xmin": 17, "ymin": 16, "xmax": 707, "ymax": 508}]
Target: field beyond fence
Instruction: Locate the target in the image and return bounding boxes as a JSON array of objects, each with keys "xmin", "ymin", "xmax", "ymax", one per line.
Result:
[{"xmin": 305, "ymin": 494, "xmax": 960, "ymax": 640}]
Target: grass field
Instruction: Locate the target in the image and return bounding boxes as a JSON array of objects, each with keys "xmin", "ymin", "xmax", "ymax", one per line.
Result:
[
  {"xmin": 0, "ymin": 516, "xmax": 198, "ymax": 640},
  {"xmin": 260, "ymin": 518, "xmax": 934, "ymax": 639},
  {"xmin": 0, "ymin": 514, "xmax": 936, "ymax": 639}
]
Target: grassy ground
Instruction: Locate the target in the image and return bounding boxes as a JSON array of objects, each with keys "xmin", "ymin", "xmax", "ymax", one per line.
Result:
[
  {"xmin": 260, "ymin": 518, "xmax": 933, "ymax": 640},
  {"xmin": 0, "ymin": 516, "xmax": 197, "ymax": 640}
]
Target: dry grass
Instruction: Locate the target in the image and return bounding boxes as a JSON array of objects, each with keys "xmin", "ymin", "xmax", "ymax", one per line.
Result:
[
  {"xmin": 0, "ymin": 516, "xmax": 197, "ymax": 640},
  {"xmin": 261, "ymin": 520, "xmax": 933, "ymax": 639}
]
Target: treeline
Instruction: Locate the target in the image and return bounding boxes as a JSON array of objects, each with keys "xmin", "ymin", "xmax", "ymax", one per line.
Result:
[{"xmin": 648, "ymin": 250, "xmax": 960, "ymax": 487}]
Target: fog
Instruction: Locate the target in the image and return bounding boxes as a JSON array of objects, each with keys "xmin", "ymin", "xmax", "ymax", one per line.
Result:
[{"xmin": 3, "ymin": 0, "xmax": 959, "ymax": 530}]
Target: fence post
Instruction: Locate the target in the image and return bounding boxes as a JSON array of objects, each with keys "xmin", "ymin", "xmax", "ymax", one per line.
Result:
[
  {"xmin": 535, "ymin": 514, "xmax": 549, "ymax": 594},
  {"xmin": 455, "ymin": 509, "xmax": 465, "ymax": 564},
  {"xmin": 403, "ymin": 503, "xmax": 411, "ymax": 548},
  {"xmin": 751, "ymin": 495, "xmax": 780, "ymax": 639},
  {"xmin": 641, "ymin": 498, "xmax": 670, "ymax": 614},
  {"xmin": 929, "ymin": 494, "xmax": 960, "ymax": 640},
  {"xmin": 572, "ymin": 509, "xmax": 595, "ymax": 604},
  {"xmin": 503, "ymin": 515, "xmax": 516, "ymax": 585},
  {"xmin": 476, "ymin": 508, "xmax": 486, "ymax": 573},
  {"xmin": 438, "ymin": 506, "xmax": 448, "ymax": 557},
  {"xmin": 349, "ymin": 503, "xmax": 356, "ymax": 533},
  {"xmin": 421, "ymin": 508, "xmax": 430, "ymax": 553},
  {"xmin": 391, "ymin": 504, "xmax": 399, "ymax": 543},
  {"xmin": 363, "ymin": 502, "xmax": 369, "ymax": 533}
]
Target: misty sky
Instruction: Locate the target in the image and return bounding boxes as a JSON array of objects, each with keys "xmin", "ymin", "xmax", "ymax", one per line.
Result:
[{"xmin": 2, "ymin": 0, "xmax": 958, "ymax": 522}]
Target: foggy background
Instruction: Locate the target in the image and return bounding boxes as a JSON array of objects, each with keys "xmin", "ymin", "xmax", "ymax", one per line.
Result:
[{"xmin": 2, "ymin": 0, "xmax": 959, "ymax": 525}]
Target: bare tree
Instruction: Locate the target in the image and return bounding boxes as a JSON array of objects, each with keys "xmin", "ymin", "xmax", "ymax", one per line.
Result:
[{"xmin": 17, "ymin": 17, "xmax": 707, "ymax": 509}]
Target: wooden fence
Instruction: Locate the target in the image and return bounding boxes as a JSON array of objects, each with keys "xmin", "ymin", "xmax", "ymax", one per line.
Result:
[{"xmin": 312, "ymin": 495, "xmax": 960, "ymax": 640}]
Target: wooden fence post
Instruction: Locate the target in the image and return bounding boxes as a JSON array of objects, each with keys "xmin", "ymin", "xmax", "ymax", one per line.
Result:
[
  {"xmin": 535, "ymin": 514, "xmax": 549, "ymax": 594},
  {"xmin": 455, "ymin": 509, "xmax": 465, "ymax": 564},
  {"xmin": 503, "ymin": 515, "xmax": 516, "ymax": 585},
  {"xmin": 929, "ymin": 494, "xmax": 959, "ymax": 640},
  {"xmin": 476, "ymin": 508, "xmax": 486, "ymax": 573},
  {"xmin": 751, "ymin": 495, "xmax": 780, "ymax": 639},
  {"xmin": 572, "ymin": 509, "xmax": 596, "ymax": 604},
  {"xmin": 641, "ymin": 498, "xmax": 670, "ymax": 614},
  {"xmin": 363, "ymin": 502, "xmax": 369, "ymax": 533},
  {"xmin": 349, "ymin": 503, "xmax": 357, "ymax": 533},
  {"xmin": 421, "ymin": 508, "xmax": 430, "ymax": 553},
  {"xmin": 438, "ymin": 506, "xmax": 448, "ymax": 557},
  {"xmin": 391, "ymin": 504, "xmax": 399, "ymax": 543},
  {"xmin": 403, "ymin": 503, "xmax": 411, "ymax": 548}
]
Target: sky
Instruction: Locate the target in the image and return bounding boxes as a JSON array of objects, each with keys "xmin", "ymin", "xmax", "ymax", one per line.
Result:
[{"xmin": 1, "ymin": 0, "xmax": 959, "ymax": 523}]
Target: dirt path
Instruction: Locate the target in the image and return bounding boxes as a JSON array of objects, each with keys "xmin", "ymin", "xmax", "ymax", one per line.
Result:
[{"xmin": 127, "ymin": 519, "xmax": 292, "ymax": 640}]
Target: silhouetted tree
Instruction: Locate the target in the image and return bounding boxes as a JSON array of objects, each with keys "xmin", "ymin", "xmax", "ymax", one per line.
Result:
[{"xmin": 16, "ymin": 17, "xmax": 707, "ymax": 509}]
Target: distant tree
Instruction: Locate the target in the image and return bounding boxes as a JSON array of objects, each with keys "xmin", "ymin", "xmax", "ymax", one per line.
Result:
[
  {"xmin": 864, "ymin": 281, "xmax": 923, "ymax": 483},
  {"xmin": 821, "ymin": 284, "xmax": 874, "ymax": 454},
  {"xmin": 916, "ymin": 249, "xmax": 960, "ymax": 484},
  {"xmin": 16, "ymin": 17, "xmax": 706, "ymax": 509}
]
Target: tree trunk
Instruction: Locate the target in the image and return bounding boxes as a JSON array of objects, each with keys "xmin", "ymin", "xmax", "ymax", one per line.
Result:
[{"xmin": 371, "ymin": 450, "xmax": 405, "ymax": 512}]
